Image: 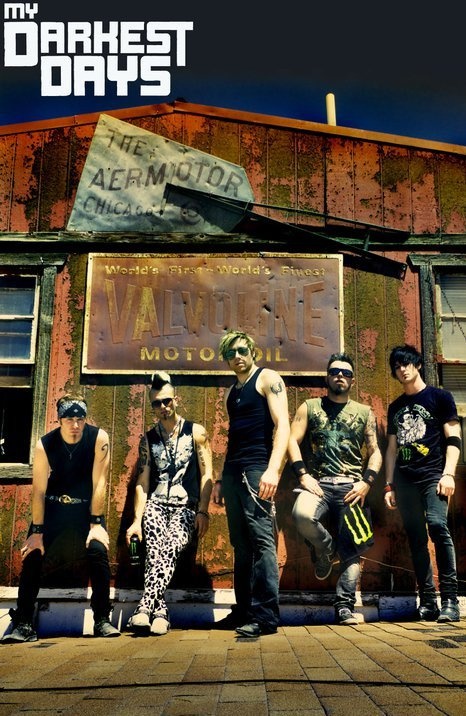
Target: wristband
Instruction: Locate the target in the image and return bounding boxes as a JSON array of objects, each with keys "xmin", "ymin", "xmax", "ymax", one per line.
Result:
[
  {"xmin": 446, "ymin": 436, "xmax": 461, "ymax": 450},
  {"xmin": 197, "ymin": 510, "xmax": 210, "ymax": 519},
  {"xmin": 291, "ymin": 460, "xmax": 308, "ymax": 478},
  {"xmin": 362, "ymin": 468, "xmax": 378, "ymax": 487},
  {"xmin": 442, "ymin": 473, "xmax": 455, "ymax": 478},
  {"xmin": 90, "ymin": 514, "xmax": 104, "ymax": 525},
  {"xmin": 215, "ymin": 479, "xmax": 222, "ymax": 485},
  {"xmin": 31, "ymin": 523, "xmax": 44, "ymax": 534},
  {"xmin": 383, "ymin": 484, "xmax": 395, "ymax": 494}
]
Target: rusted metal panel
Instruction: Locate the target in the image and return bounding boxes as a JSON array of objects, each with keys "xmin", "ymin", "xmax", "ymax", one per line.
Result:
[
  {"xmin": 353, "ymin": 141, "xmax": 383, "ymax": 227},
  {"xmin": 267, "ymin": 129, "xmax": 297, "ymax": 223},
  {"xmin": 410, "ymin": 152, "xmax": 439, "ymax": 235},
  {"xmin": 326, "ymin": 137, "xmax": 356, "ymax": 228},
  {"xmin": 437, "ymin": 155, "xmax": 466, "ymax": 233},
  {"xmin": 0, "ymin": 135, "xmax": 15, "ymax": 232},
  {"xmin": 381, "ymin": 146, "xmax": 412, "ymax": 232},
  {"xmin": 10, "ymin": 131, "xmax": 42, "ymax": 231},
  {"xmin": 38, "ymin": 128, "xmax": 72, "ymax": 231},
  {"xmin": 239, "ymin": 123, "xmax": 268, "ymax": 212},
  {"xmin": 296, "ymin": 133, "xmax": 326, "ymax": 228}
]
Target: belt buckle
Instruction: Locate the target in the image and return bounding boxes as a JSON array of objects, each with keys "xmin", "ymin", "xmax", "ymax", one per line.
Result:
[{"xmin": 59, "ymin": 494, "xmax": 72, "ymax": 504}]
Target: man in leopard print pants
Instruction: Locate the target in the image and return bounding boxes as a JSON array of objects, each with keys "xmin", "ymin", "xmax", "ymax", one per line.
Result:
[{"xmin": 126, "ymin": 372, "xmax": 213, "ymax": 635}]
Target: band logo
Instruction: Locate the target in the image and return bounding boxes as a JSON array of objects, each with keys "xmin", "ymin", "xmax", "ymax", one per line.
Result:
[{"xmin": 2, "ymin": 3, "xmax": 193, "ymax": 97}]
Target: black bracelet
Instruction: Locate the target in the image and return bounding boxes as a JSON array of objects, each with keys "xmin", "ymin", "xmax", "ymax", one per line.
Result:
[
  {"xmin": 215, "ymin": 479, "xmax": 222, "ymax": 485},
  {"xmin": 89, "ymin": 514, "xmax": 104, "ymax": 525},
  {"xmin": 291, "ymin": 460, "xmax": 308, "ymax": 478},
  {"xmin": 362, "ymin": 468, "xmax": 378, "ymax": 487},
  {"xmin": 197, "ymin": 510, "xmax": 210, "ymax": 519},
  {"xmin": 31, "ymin": 523, "xmax": 44, "ymax": 534}
]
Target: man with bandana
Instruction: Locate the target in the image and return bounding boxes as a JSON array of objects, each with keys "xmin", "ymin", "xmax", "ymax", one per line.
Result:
[{"xmin": 2, "ymin": 393, "xmax": 120, "ymax": 642}]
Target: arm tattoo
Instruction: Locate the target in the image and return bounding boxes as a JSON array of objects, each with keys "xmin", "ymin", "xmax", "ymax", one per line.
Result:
[
  {"xmin": 99, "ymin": 442, "xmax": 109, "ymax": 462},
  {"xmin": 270, "ymin": 380, "xmax": 284, "ymax": 395},
  {"xmin": 137, "ymin": 439, "xmax": 149, "ymax": 475}
]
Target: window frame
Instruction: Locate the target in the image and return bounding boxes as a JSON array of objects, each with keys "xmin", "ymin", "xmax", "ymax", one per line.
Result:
[
  {"xmin": 0, "ymin": 255, "xmax": 66, "ymax": 478},
  {"xmin": 409, "ymin": 253, "xmax": 466, "ymax": 464}
]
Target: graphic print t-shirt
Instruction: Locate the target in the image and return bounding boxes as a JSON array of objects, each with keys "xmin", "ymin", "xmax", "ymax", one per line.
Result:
[
  {"xmin": 387, "ymin": 386, "xmax": 459, "ymax": 483},
  {"xmin": 304, "ymin": 397, "xmax": 372, "ymax": 480}
]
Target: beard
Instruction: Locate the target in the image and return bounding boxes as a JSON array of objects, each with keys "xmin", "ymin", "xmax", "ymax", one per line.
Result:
[{"xmin": 328, "ymin": 382, "xmax": 350, "ymax": 397}]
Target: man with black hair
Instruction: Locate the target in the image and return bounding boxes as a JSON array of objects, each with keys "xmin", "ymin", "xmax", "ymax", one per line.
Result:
[
  {"xmin": 288, "ymin": 352, "xmax": 382, "ymax": 625},
  {"xmin": 212, "ymin": 330, "xmax": 290, "ymax": 637},
  {"xmin": 2, "ymin": 394, "xmax": 120, "ymax": 643},
  {"xmin": 126, "ymin": 371, "xmax": 213, "ymax": 636},
  {"xmin": 385, "ymin": 344, "xmax": 462, "ymax": 622}
]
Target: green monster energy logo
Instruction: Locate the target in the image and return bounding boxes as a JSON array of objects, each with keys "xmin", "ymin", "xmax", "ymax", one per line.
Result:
[{"xmin": 344, "ymin": 504, "xmax": 373, "ymax": 545}]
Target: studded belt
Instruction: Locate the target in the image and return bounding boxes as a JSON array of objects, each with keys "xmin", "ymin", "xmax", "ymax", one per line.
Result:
[
  {"xmin": 46, "ymin": 494, "xmax": 89, "ymax": 504},
  {"xmin": 319, "ymin": 476, "xmax": 355, "ymax": 485}
]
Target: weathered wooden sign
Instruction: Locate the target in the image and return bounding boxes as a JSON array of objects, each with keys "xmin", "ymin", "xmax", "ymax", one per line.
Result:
[
  {"xmin": 67, "ymin": 114, "xmax": 254, "ymax": 233},
  {"xmin": 83, "ymin": 253, "xmax": 343, "ymax": 375}
]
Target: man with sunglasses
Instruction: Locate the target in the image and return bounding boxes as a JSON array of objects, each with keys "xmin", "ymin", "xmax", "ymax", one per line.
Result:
[
  {"xmin": 125, "ymin": 371, "xmax": 213, "ymax": 635},
  {"xmin": 213, "ymin": 330, "xmax": 290, "ymax": 637},
  {"xmin": 288, "ymin": 353, "xmax": 382, "ymax": 625},
  {"xmin": 385, "ymin": 344, "xmax": 461, "ymax": 623}
]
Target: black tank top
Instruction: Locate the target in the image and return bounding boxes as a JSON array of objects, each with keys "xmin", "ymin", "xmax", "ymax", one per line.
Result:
[
  {"xmin": 225, "ymin": 367, "xmax": 274, "ymax": 469},
  {"xmin": 42, "ymin": 424, "xmax": 98, "ymax": 501}
]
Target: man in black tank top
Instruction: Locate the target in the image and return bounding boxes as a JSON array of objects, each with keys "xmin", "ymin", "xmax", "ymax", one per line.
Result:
[
  {"xmin": 2, "ymin": 394, "xmax": 120, "ymax": 643},
  {"xmin": 213, "ymin": 330, "xmax": 290, "ymax": 637}
]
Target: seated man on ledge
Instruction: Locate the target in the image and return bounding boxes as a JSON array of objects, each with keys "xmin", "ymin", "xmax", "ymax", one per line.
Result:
[{"xmin": 2, "ymin": 394, "xmax": 120, "ymax": 643}]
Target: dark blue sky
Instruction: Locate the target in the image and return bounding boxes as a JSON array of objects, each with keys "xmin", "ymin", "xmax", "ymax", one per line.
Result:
[{"xmin": 1, "ymin": 1, "xmax": 465, "ymax": 146}]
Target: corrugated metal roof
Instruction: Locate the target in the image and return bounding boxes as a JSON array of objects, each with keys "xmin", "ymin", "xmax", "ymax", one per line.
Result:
[{"xmin": 1, "ymin": 100, "xmax": 466, "ymax": 156}]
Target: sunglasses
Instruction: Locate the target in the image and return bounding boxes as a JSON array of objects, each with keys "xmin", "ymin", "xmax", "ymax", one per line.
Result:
[
  {"xmin": 225, "ymin": 346, "xmax": 250, "ymax": 360},
  {"xmin": 151, "ymin": 397, "xmax": 174, "ymax": 409},
  {"xmin": 328, "ymin": 367, "xmax": 353, "ymax": 378}
]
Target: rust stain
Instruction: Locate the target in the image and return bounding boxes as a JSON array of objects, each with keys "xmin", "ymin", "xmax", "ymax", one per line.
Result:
[{"xmin": 358, "ymin": 328, "xmax": 379, "ymax": 369}]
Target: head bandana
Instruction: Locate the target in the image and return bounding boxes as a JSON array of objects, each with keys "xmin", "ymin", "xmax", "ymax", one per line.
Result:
[{"xmin": 58, "ymin": 400, "xmax": 87, "ymax": 419}]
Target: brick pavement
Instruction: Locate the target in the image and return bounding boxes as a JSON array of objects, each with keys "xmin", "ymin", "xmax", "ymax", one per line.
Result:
[{"xmin": 0, "ymin": 620, "xmax": 465, "ymax": 715}]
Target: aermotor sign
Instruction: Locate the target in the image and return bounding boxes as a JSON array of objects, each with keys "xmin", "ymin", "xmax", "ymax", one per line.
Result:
[{"xmin": 83, "ymin": 254, "xmax": 343, "ymax": 375}]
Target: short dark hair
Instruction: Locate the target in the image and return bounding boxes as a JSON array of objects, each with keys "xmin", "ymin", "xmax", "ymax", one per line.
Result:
[
  {"xmin": 389, "ymin": 344, "xmax": 423, "ymax": 378},
  {"xmin": 327, "ymin": 352, "xmax": 354, "ymax": 373}
]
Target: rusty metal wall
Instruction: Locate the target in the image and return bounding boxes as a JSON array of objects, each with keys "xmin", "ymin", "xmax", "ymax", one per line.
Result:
[{"xmin": 1, "ymin": 104, "xmax": 465, "ymax": 597}]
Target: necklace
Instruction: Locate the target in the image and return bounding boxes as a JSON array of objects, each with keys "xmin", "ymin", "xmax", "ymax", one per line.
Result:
[
  {"xmin": 61, "ymin": 438, "xmax": 81, "ymax": 460},
  {"xmin": 158, "ymin": 418, "xmax": 182, "ymax": 479},
  {"xmin": 234, "ymin": 367, "xmax": 258, "ymax": 403}
]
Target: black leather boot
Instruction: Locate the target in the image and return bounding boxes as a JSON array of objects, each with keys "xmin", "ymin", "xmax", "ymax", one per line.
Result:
[
  {"xmin": 437, "ymin": 599, "xmax": 460, "ymax": 623},
  {"xmin": 417, "ymin": 602, "xmax": 440, "ymax": 621}
]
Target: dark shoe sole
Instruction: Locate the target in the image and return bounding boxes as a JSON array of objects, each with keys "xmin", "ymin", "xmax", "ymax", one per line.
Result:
[{"xmin": 235, "ymin": 624, "xmax": 277, "ymax": 637}]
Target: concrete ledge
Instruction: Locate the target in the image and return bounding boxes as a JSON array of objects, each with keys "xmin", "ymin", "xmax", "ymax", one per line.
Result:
[{"xmin": 1, "ymin": 588, "xmax": 464, "ymax": 638}]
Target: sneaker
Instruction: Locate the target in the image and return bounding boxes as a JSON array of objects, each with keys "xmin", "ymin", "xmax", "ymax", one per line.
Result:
[
  {"xmin": 2, "ymin": 622, "xmax": 38, "ymax": 643},
  {"xmin": 437, "ymin": 599, "xmax": 460, "ymax": 623},
  {"xmin": 150, "ymin": 616, "xmax": 170, "ymax": 636},
  {"xmin": 127, "ymin": 609, "xmax": 151, "ymax": 633},
  {"xmin": 315, "ymin": 547, "xmax": 335, "ymax": 580},
  {"xmin": 94, "ymin": 619, "xmax": 121, "ymax": 638},
  {"xmin": 336, "ymin": 607, "xmax": 358, "ymax": 625}
]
